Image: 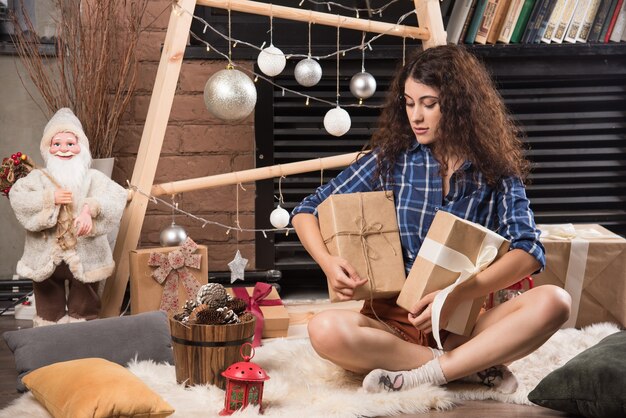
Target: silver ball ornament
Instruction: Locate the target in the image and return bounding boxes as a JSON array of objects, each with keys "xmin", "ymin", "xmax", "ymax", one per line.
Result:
[
  {"xmin": 323, "ymin": 106, "xmax": 351, "ymax": 137},
  {"xmin": 160, "ymin": 222, "xmax": 188, "ymax": 247},
  {"xmin": 269, "ymin": 205, "xmax": 290, "ymax": 229},
  {"xmin": 350, "ymin": 72, "xmax": 377, "ymax": 100},
  {"xmin": 294, "ymin": 58, "xmax": 322, "ymax": 87},
  {"xmin": 203, "ymin": 68, "xmax": 257, "ymax": 121},
  {"xmin": 257, "ymin": 45, "xmax": 286, "ymax": 77}
]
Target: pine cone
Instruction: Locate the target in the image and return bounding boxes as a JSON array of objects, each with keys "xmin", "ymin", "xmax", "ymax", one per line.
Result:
[
  {"xmin": 195, "ymin": 308, "xmax": 224, "ymax": 325},
  {"xmin": 183, "ymin": 299, "xmax": 197, "ymax": 316},
  {"xmin": 196, "ymin": 283, "xmax": 230, "ymax": 308},
  {"xmin": 227, "ymin": 297, "xmax": 248, "ymax": 315},
  {"xmin": 217, "ymin": 307, "xmax": 239, "ymax": 324},
  {"xmin": 239, "ymin": 312, "xmax": 255, "ymax": 323},
  {"xmin": 188, "ymin": 303, "xmax": 210, "ymax": 322}
]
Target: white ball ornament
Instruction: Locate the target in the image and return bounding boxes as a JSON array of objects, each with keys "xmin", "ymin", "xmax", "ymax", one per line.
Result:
[
  {"xmin": 269, "ymin": 205, "xmax": 290, "ymax": 229},
  {"xmin": 257, "ymin": 45, "xmax": 286, "ymax": 77},
  {"xmin": 294, "ymin": 58, "xmax": 322, "ymax": 87},
  {"xmin": 203, "ymin": 68, "xmax": 257, "ymax": 121},
  {"xmin": 323, "ymin": 106, "xmax": 351, "ymax": 137},
  {"xmin": 350, "ymin": 72, "xmax": 377, "ymax": 100}
]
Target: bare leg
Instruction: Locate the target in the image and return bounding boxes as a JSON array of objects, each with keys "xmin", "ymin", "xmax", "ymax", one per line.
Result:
[
  {"xmin": 307, "ymin": 310, "xmax": 434, "ymax": 374},
  {"xmin": 363, "ymin": 285, "xmax": 571, "ymax": 392}
]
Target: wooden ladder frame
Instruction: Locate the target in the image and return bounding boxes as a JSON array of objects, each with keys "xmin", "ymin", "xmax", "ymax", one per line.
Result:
[{"xmin": 100, "ymin": 0, "xmax": 446, "ymax": 317}]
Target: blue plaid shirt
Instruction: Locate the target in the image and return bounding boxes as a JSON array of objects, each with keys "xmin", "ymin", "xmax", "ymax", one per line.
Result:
[{"xmin": 292, "ymin": 143, "xmax": 545, "ymax": 274}]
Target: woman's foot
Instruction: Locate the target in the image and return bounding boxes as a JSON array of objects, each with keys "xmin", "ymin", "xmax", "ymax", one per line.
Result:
[{"xmin": 362, "ymin": 358, "xmax": 447, "ymax": 393}]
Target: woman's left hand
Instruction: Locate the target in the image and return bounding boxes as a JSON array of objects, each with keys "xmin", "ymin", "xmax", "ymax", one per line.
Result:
[{"xmin": 408, "ymin": 290, "xmax": 455, "ymax": 334}]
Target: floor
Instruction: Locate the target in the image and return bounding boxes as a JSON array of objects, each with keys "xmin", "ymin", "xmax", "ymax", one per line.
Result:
[{"xmin": 0, "ymin": 300, "xmax": 572, "ymax": 417}]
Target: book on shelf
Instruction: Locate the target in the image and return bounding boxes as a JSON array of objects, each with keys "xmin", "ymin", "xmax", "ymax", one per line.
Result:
[
  {"xmin": 465, "ymin": 0, "xmax": 490, "ymax": 42},
  {"xmin": 447, "ymin": 0, "xmax": 477, "ymax": 43},
  {"xmin": 577, "ymin": 0, "xmax": 605, "ymax": 40},
  {"xmin": 459, "ymin": 0, "xmax": 481, "ymax": 42},
  {"xmin": 541, "ymin": 0, "xmax": 569, "ymax": 42},
  {"xmin": 609, "ymin": 0, "xmax": 626, "ymax": 41},
  {"xmin": 521, "ymin": 0, "xmax": 550, "ymax": 42},
  {"xmin": 564, "ymin": 0, "xmax": 592, "ymax": 42},
  {"xmin": 498, "ymin": 0, "xmax": 527, "ymax": 42},
  {"xmin": 528, "ymin": 0, "xmax": 560, "ymax": 42},
  {"xmin": 588, "ymin": 0, "xmax": 617, "ymax": 41},
  {"xmin": 553, "ymin": 0, "xmax": 581, "ymax": 42},
  {"xmin": 511, "ymin": 0, "xmax": 538, "ymax": 42},
  {"xmin": 602, "ymin": 0, "xmax": 624, "ymax": 41},
  {"xmin": 487, "ymin": 0, "xmax": 512, "ymax": 42},
  {"xmin": 475, "ymin": 0, "xmax": 502, "ymax": 43},
  {"xmin": 441, "ymin": 0, "xmax": 456, "ymax": 25}
]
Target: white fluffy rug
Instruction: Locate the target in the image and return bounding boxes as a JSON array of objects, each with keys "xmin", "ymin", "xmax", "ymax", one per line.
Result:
[{"xmin": 1, "ymin": 322, "xmax": 621, "ymax": 418}]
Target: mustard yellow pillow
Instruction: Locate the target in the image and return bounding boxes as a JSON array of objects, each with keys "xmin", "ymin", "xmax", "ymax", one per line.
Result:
[{"xmin": 22, "ymin": 358, "xmax": 175, "ymax": 418}]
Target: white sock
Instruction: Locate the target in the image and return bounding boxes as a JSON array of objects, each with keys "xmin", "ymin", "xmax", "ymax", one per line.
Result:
[
  {"xmin": 362, "ymin": 358, "xmax": 448, "ymax": 393},
  {"xmin": 459, "ymin": 364, "xmax": 519, "ymax": 394}
]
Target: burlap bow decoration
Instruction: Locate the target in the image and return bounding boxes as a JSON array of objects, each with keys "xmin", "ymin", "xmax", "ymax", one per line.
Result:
[{"xmin": 148, "ymin": 237, "xmax": 202, "ymax": 313}]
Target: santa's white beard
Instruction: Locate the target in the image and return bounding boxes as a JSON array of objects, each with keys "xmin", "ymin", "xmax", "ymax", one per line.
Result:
[{"xmin": 45, "ymin": 150, "xmax": 92, "ymax": 202}]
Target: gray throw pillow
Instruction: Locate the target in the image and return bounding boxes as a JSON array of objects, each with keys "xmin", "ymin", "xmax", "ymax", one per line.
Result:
[
  {"xmin": 3, "ymin": 311, "xmax": 174, "ymax": 392},
  {"xmin": 528, "ymin": 330, "xmax": 626, "ymax": 418}
]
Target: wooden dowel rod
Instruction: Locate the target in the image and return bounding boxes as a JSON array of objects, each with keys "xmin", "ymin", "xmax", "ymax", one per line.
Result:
[
  {"xmin": 195, "ymin": 0, "xmax": 429, "ymax": 40},
  {"xmin": 152, "ymin": 151, "xmax": 365, "ymax": 196}
]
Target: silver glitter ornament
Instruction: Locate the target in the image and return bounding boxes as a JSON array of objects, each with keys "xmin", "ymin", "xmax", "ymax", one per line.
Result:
[
  {"xmin": 257, "ymin": 44, "xmax": 286, "ymax": 77},
  {"xmin": 350, "ymin": 72, "xmax": 377, "ymax": 100},
  {"xmin": 228, "ymin": 250, "xmax": 248, "ymax": 283},
  {"xmin": 159, "ymin": 222, "xmax": 188, "ymax": 247},
  {"xmin": 323, "ymin": 106, "xmax": 351, "ymax": 137},
  {"xmin": 203, "ymin": 68, "xmax": 257, "ymax": 121},
  {"xmin": 294, "ymin": 58, "xmax": 322, "ymax": 87}
]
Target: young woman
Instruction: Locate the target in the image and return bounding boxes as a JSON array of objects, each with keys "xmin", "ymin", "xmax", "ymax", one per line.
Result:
[{"xmin": 291, "ymin": 45, "xmax": 571, "ymax": 393}]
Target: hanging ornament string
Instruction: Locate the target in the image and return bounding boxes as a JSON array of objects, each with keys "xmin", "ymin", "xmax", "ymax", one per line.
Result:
[
  {"xmin": 360, "ymin": 31, "xmax": 366, "ymax": 73},
  {"xmin": 335, "ymin": 21, "xmax": 340, "ymax": 106},
  {"xmin": 402, "ymin": 36, "xmax": 406, "ymax": 66},
  {"xmin": 308, "ymin": 20, "xmax": 312, "ymax": 58},
  {"xmin": 129, "ymin": 182, "xmax": 293, "ymax": 235},
  {"xmin": 228, "ymin": 7, "xmax": 233, "ymax": 64},
  {"xmin": 319, "ymin": 157, "xmax": 324, "ymax": 187}
]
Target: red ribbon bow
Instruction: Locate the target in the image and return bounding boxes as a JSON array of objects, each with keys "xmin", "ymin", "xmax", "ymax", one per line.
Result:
[
  {"xmin": 232, "ymin": 282, "xmax": 283, "ymax": 347},
  {"xmin": 148, "ymin": 237, "xmax": 202, "ymax": 313}
]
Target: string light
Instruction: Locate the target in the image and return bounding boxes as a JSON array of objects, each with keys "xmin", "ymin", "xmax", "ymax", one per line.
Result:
[
  {"xmin": 176, "ymin": 4, "xmax": 418, "ymax": 109},
  {"xmin": 299, "ymin": 0, "xmax": 401, "ymax": 16},
  {"xmin": 129, "ymin": 184, "xmax": 294, "ymax": 235}
]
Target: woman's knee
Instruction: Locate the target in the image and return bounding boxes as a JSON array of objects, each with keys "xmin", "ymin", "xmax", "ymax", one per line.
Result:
[
  {"xmin": 307, "ymin": 311, "xmax": 353, "ymax": 355},
  {"xmin": 533, "ymin": 285, "xmax": 572, "ymax": 328}
]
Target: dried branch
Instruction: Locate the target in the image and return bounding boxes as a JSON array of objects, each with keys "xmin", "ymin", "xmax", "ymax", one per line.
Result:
[{"xmin": 11, "ymin": 0, "xmax": 148, "ymax": 159}]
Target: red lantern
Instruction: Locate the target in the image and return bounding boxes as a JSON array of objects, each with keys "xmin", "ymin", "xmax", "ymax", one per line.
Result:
[{"xmin": 220, "ymin": 342, "xmax": 270, "ymax": 416}]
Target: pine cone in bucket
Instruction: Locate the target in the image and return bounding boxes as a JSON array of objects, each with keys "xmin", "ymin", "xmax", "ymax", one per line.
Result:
[
  {"xmin": 226, "ymin": 297, "xmax": 248, "ymax": 315},
  {"xmin": 196, "ymin": 283, "xmax": 230, "ymax": 309}
]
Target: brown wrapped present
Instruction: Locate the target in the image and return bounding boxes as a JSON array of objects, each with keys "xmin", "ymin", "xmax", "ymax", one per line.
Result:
[
  {"xmin": 397, "ymin": 211, "xmax": 509, "ymax": 347},
  {"xmin": 318, "ymin": 191, "xmax": 406, "ymax": 302},
  {"xmin": 226, "ymin": 283, "xmax": 290, "ymax": 340},
  {"xmin": 130, "ymin": 237, "xmax": 208, "ymax": 316},
  {"xmin": 533, "ymin": 224, "xmax": 626, "ymax": 328}
]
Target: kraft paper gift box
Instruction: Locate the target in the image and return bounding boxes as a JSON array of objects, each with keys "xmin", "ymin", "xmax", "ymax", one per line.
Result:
[
  {"xmin": 318, "ymin": 191, "xmax": 406, "ymax": 303},
  {"xmin": 397, "ymin": 211, "xmax": 510, "ymax": 346},
  {"xmin": 130, "ymin": 238, "xmax": 208, "ymax": 316},
  {"xmin": 533, "ymin": 224, "xmax": 626, "ymax": 328},
  {"xmin": 226, "ymin": 284, "xmax": 290, "ymax": 340}
]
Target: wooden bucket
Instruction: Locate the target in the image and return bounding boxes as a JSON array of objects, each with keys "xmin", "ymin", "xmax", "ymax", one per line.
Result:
[{"xmin": 169, "ymin": 317, "xmax": 256, "ymax": 389}]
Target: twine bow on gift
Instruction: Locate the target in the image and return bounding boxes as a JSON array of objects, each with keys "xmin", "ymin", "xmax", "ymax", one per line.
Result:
[
  {"xmin": 148, "ymin": 237, "xmax": 202, "ymax": 313},
  {"xmin": 232, "ymin": 282, "xmax": 283, "ymax": 347},
  {"xmin": 419, "ymin": 231, "xmax": 505, "ymax": 349}
]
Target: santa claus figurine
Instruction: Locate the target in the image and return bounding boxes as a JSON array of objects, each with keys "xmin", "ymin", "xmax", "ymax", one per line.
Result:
[{"xmin": 9, "ymin": 108, "xmax": 127, "ymax": 326}]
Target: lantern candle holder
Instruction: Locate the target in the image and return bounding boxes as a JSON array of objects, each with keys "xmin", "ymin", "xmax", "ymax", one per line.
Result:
[{"xmin": 220, "ymin": 343, "xmax": 270, "ymax": 415}]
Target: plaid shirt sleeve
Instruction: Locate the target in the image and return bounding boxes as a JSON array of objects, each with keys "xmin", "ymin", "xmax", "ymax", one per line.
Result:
[
  {"xmin": 496, "ymin": 176, "xmax": 546, "ymax": 271},
  {"xmin": 291, "ymin": 151, "xmax": 379, "ymax": 218}
]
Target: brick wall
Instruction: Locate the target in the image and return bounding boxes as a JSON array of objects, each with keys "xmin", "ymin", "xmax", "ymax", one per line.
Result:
[{"xmin": 112, "ymin": 1, "xmax": 256, "ymax": 271}]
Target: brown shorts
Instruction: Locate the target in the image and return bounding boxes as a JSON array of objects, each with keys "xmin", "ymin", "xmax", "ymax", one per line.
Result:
[{"xmin": 360, "ymin": 297, "xmax": 449, "ymax": 348}]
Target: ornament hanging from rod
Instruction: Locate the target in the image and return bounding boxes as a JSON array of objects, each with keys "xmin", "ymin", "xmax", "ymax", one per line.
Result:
[
  {"xmin": 257, "ymin": 14, "xmax": 286, "ymax": 77},
  {"xmin": 203, "ymin": 9, "xmax": 257, "ymax": 121},
  {"xmin": 324, "ymin": 23, "xmax": 351, "ymax": 137},
  {"xmin": 269, "ymin": 175, "xmax": 291, "ymax": 229},
  {"xmin": 294, "ymin": 21, "xmax": 322, "ymax": 87},
  {"xmin": 160, "ymin": 195, "xmax": 188, "ymax": 247},
  {"xmin": 350, "ymin": 32, "xmax": 377, "ymax": 103}
]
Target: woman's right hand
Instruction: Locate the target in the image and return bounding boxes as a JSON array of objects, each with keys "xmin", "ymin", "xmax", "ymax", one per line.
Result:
[
  {"xmin": 320, "ymin": 255, "xmax": 368, "ymax": 301},
  {"xmin": 54, "ymin": 189, "xmax": 73, "ymax": 205}
]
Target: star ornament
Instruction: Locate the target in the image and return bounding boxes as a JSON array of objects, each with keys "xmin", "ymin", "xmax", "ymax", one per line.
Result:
[{"xmin": 228, "ymin": 250, "xmax": 248, "ymax": 284}]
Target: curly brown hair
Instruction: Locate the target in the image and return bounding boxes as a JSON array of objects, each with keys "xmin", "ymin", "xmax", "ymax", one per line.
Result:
[{"xmin": 368, "ymin": 45, "xmax": 529, "ymax": 187}]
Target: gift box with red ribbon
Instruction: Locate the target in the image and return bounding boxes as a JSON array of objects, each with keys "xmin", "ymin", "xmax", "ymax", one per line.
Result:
[
  {"xmin": 130, "ymin": 237, "xmax": 208, "ymax": 316},
  {"xmin": 226, "ymin": 283, "xmax": 290, "ymax": 345}
]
